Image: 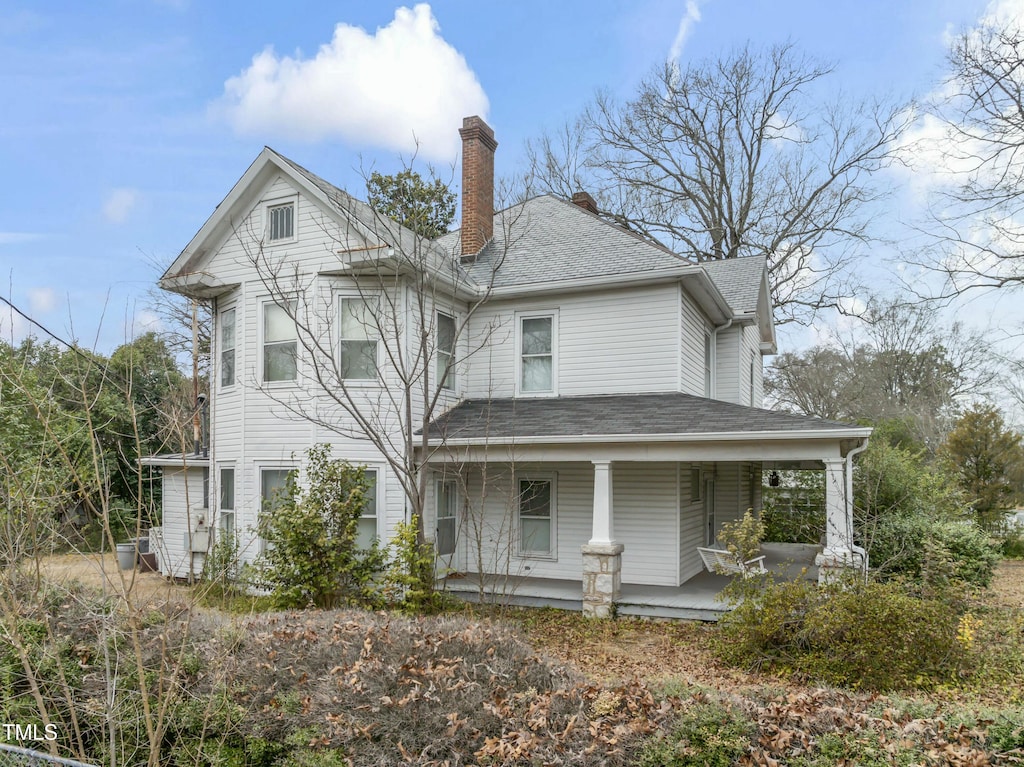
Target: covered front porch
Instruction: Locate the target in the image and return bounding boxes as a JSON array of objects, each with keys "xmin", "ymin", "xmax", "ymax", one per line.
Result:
[
  {"xmin": 424, "ymin": 393, "xmax": 871, "ymax": 618},
  {"xmin": 440, "ymin": 542, "xmax": 821, "ymax": 620}
]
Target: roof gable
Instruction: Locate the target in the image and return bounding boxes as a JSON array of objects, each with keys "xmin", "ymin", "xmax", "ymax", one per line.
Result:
[{"xmin": 160, "ymin": 148, "xmax": 443, "ymax": 296}]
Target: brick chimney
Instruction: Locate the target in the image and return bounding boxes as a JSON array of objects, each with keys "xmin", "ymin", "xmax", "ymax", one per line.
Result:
[
  {"xmin": 459, "ymin": 116, "xmax": 497, "ymax": 259},
  {"xmin": 572, "ymin": 191, "xmax": 598, "ymax": 214}
]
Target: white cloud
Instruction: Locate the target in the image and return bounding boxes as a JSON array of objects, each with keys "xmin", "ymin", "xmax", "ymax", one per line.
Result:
[
  {"xmin": 103, "ymin": 188, "xmax": 140, "ymax": 224},
  {"xmin": 129, "ymin": 309, "xmax": 163, "ymax": 339},
  {"xmin": 0, "ymin": 232, "xmax": 43, "ymax": 245},
  {"xmin": 28, "ymin": 287, "xmax": 56, "ymax": 315},
  {"xmin": 668, "ymin": 1, "xmax": 704, "ymax": 62},
  {"xmin": 213, "ymin": 4, "xmax": 489, "ymax": 162}
]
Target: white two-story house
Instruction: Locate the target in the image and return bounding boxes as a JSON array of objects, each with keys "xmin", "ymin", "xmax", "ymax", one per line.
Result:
[{"xmin": 146, "ymin": 116, "xmax": 869, "ymax": 617}]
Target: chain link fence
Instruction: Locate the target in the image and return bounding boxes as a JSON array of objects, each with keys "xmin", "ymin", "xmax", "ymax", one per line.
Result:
[{"xmin": 0, "ymin": 745, "xmax": 95, "ymax": 767}]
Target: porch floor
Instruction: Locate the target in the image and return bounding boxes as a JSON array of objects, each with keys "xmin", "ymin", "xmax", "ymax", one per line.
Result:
[{"xmin": 440, "ymin": 543, "xmax": 820, "ymax": 621}]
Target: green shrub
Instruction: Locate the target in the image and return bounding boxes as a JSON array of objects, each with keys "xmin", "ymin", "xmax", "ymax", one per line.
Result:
[
  {"xmin": 716, "ymin": 509, "xmax": 765, "ymax": 565},
  {"xmin": 715, "ymin": 577, "xmax": 963, "ymax": 690},
  {"xmin": 637, "ymin": 702, "xmax": 753, "ymax": 767},
  {"xmin": 1001, "ymin": 527, "xmax": 1024, "ymax": 559},
  {"xmin": 252, "ymin": 445, "xmax": 385, "ymax": 609}
]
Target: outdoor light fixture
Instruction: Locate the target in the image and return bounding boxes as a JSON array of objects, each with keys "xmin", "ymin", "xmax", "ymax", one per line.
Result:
[{"xmin": 769, "ymin": 471, "xmax": 781, "ymax": 487}]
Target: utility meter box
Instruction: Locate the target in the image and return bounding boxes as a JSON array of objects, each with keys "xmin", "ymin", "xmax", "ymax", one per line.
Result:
[{"xmin": 185, "ymin": 528, "xmax": 210, "ymax": 553}]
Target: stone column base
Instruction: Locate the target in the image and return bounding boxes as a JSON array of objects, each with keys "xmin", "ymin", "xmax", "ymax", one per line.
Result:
[
  {"xmin": 815, "ymin": 546, "xmax": 868, "ymax": 584},
  {"xmin": 581, "ymin": 543, "xmax": 624, "ymax": 618}
]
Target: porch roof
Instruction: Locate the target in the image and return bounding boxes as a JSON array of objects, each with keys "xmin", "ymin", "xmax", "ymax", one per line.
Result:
[
  {"xmin": 424, "ymin": 393, "xmax": 870, "ymax": 446},
  {"xmin": 139, "ymin": 453, "xmax": 209, "ymax": 468}
]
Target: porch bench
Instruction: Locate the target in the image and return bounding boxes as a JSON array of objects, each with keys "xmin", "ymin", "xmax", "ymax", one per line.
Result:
[{"xmin": 697, "ymin": 546, "xmax": 767, "ymax": 577}]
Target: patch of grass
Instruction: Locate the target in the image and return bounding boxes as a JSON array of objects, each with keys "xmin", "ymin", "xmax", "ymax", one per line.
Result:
[
  {"xmin": 194, "ymin": 582, "xmax": 276, "ymax": 613},
  {"xmin": 637, "ymin": 700, "xmax": 753, "ymax": 767}
]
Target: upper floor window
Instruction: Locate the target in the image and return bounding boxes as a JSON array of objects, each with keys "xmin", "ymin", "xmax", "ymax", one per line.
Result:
[
  {"xmin": 220, "ymin": 308, "xmax": 236, "ymax": 387},
  {"xmin": 518, "ymin": 312, "xmax": 557, "ymax": 395},
  {"xmin": 703, "ymin": 330, "xmax": 713, "ymax": 397},
  {"xmin": 267, "ymin": 202, "xmax": 294, "ymax": 242},
  {"xmin": 263, "ymin": 300, "xmax": 297, "ymax": 382},
  {"xmin": 339, "ymin": 297, "xmax": 378, "ymax": 380},
  {"xmin": 437, "ymin": 312, "xmax": 455, "ymax": 391}
]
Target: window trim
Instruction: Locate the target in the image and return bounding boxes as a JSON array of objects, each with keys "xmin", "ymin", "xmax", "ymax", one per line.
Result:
[
  {"xmin": 436, "ymin": 311, "xmax": 456, "ymax": 392},
  {"xmin": 515, "ymin": 473, "xmax": 557, "ymax": 559},
  {"xmin": 337, "ymin": 294, "xmax": 381, "ymax": 383},
  {"xmin": 515, "ymin": 310, "xmax": 558, "ymax": 397},
  {"xmin": 264, "ymin": 195, "xmax": 298, "ymax": 245},
  {"xmin": 260, "ymin": 297, "xmax": 299, "ymax": 385},
  {"xmin": 220, "ymin": 307, "xmax": 236, "ymax": 389}
]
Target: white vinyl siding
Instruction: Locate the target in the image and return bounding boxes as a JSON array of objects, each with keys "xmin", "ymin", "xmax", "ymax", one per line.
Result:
[
  {"xmin": 262, "ymin": 300, "xmax": 297, "ymax": 382},
  {"xmin": 460, "ymin": 462, "xmax": 679, "ymax": 586},
  {"xmin": 468, "ymin": 284, "xmax": 679, "ymax": 398},
  {"xmin": 155, "ymin": 466, "xmax": 208, "ymax": 579},
  {"xmin": 220, "ymin": 308, "xmax": 236, "ymax": 388}
]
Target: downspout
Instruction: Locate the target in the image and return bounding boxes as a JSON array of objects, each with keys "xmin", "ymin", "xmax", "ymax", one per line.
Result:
[{"xmin": 845, "ymin": 437, "xmax": 870, "ymax": 575}]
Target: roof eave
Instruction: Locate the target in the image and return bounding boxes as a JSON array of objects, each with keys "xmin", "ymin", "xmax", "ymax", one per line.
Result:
[{"xmin": 426, "ymin": 426, "xmax": 873, "ymax": 449}]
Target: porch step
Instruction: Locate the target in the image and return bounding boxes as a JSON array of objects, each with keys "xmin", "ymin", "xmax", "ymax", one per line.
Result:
[{"xmin": 616, "ymin": 601, "xmax": 725, "ymax": 622}]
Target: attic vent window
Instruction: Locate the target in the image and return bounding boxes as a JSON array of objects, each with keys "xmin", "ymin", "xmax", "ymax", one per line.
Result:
[{"xmin": 268, "ymin": 202, "xmax": 294, "ymax": 242}]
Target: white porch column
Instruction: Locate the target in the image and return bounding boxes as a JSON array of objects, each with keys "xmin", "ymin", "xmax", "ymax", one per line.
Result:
[
  {"xmin": 815, "ymin": 458, "xmax": 865, "ymax": 581},
  {"xmin": 589, "ymin": 459, "xmax": 615, "ymax": 546},
  {"xmin": 582, "ymin": 459, "xmax": 623, "ymax": 618}
]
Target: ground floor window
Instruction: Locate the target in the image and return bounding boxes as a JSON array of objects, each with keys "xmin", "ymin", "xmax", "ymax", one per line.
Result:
[
  {"xmin": 356, "ymin": 470, "xmax": 378, "ymax": 549},
  {"xmin": 435, "ymin": 479, "xmax": 457, "ymax": 557},
  {"xmin": 259, "ymin": 467, "xmax": 293, "ymax": 553},
  {"xmin": 517, "ymin": 476, "xmax": 555, "ymax": 557}
]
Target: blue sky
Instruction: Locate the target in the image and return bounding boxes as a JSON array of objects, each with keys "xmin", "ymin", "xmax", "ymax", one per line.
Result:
[{"xmin": 0, "ymin": 0, "xmax": 1007, "ymax": 354}]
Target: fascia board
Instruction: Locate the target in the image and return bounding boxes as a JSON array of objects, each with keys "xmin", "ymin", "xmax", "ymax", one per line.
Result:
[{"xmin": 427, "ymin": 426, "xmax": 873, "ymax": 448}]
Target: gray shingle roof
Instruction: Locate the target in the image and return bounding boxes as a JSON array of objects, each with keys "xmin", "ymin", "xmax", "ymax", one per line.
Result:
[
  {"xmin": 697, "ymin": 256, "xmax": 766, "ymax": 316},
  {"xmin": 425, "ymin": 393, "xmax": 864, "ymax": 442},
  {"xmin": 437, "ymin": 195, "xmax": 693, "ymax": 289}
]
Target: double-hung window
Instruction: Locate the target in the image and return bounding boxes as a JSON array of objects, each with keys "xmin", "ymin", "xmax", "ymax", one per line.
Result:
[
  {"xmin": 356, "ymin": 470, "xmax": 378, "ymax": 549},
  {"xmin": 219, "ymin": 467, "xmax": 235, "ymax": 539},
  {"xmin": 519, "ymin": 313, "xmax": 556, "ymax": 395},
  {"xmin": 267, "ymin": 202, "xmax": 294, "ymax": 242},
  {"xmin": 259, "ymin": 468, "xmax": 293, "ymax": 553},
  {"xmin": 436, "ymin": 312, "xmax": 455, "ymax": 391},
  {"xmin": 220, "ymin": 308, "xmax": 236, "ymax": 387},
  {"xmin": 263, "ymin": 300, "xmax": 297, "ymax": 382},
  {"xmin": 518, "ymin": 477, "xmax": 555, "ymax": 557},
  {"xmin": 339, "ymin": 297, "xmax": 378, "ymax": 380}
]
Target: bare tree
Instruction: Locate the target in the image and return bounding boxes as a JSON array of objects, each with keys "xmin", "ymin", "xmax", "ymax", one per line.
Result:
[
  {"xmin": 767, "ymin": 296, "xmax": 998, "ymax": 449},
  {"xmin": 526, "ymin": 43, "xmax": 911, "ymax": 325},
  {"xmin": 243, "ymin": 169, "xmax": 526, "ymax": 563},
  {"xmin": 924, "ymin": 20, "xmax": 1024, "ymax": 295}
]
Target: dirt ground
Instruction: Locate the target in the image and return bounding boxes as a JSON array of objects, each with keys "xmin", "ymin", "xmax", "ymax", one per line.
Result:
[{"xmin": 33, "ymin": 552, "xmax": 193, "ymax": 605}]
